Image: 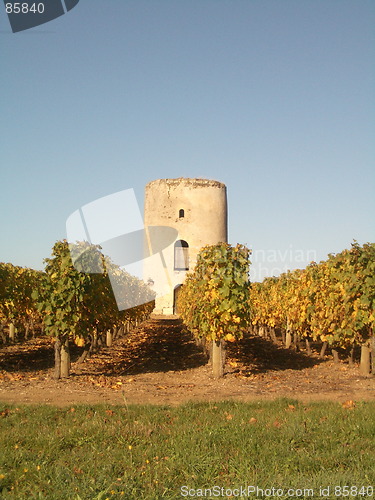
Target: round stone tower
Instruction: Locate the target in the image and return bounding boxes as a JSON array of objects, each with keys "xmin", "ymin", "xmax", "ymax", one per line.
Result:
[{"xmin": 144, "ymin": 177, "xmax": 227, "ymax": 316}]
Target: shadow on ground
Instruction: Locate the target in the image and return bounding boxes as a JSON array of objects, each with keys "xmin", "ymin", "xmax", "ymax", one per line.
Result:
[
  {"xmin": 0, "ymin": 320, "xmax": 325, "ymax": 377},
  {"xmin": 0, "ymin": 339, "xmax": 55, "ymax": 372},
  {"xmin": 226, "ymin": 333, "xmax": 324, "ymax": 375},
  {"xmin": 84, "ymin": 319, "xmax": 208, "ymax": 377}
]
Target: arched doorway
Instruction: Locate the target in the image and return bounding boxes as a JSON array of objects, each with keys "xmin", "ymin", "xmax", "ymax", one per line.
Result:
[{"xmin": 173, "ymin": 284, "xmax": 183, "ymax": 315}]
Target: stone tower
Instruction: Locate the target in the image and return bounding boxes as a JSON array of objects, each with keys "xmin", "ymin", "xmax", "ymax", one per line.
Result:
[{"xmin": 144, "ymin": 178, "xmax": 227, "ymax": 316}]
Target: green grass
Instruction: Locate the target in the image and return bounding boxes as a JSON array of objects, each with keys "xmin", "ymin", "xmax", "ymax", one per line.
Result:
[{"xmin": 0, "ymin": 399, "xmax": 374, "ymax": 499}]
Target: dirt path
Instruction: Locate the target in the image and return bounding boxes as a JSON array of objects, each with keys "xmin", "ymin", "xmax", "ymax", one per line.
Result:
[{"xmin": 1, "ymin": 319, "xmax": 374, "ymax": 406}]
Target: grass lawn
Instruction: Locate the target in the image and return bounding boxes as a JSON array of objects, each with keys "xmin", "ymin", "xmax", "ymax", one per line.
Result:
[{"xmin": 0, "ymin": 399, "xmax": 374, "ymax": 499}]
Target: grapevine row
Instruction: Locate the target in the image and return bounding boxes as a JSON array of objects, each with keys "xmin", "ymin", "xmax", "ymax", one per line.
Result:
[
  {"xmin": 1, "ymin": 240, "xmax": 155, "ymax": 378},
  {"xmin": 0, "ymin": 263, "xmax": 44, "ymax": 343},
  {"xmin": 178, "ymin": 241, "xmax": 374, "ymax": 376},
  {"xmin": 250, "ymin": 241, "xmax": 375, "ymax": 369}
]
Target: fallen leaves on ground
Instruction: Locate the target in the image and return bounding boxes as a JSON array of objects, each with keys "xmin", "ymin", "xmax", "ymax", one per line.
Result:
[{"xmin": 0, "ymin": 320, "xmax": 373, "ymax": 405}]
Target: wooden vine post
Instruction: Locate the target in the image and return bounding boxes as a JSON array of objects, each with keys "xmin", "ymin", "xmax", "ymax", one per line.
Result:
[
  {"xmin": 9, "ymin": 323, "xmax": 15, "ymax": 342},
  {"xmin": 106, "ymin": 329, "xmax": 113, "ymax": 347},
  {"xmin": 212, "ymin": 340, "xmax": 225, "ymax": 379},
  {"xmin": 60, "ymin": 337, "xmax": 71, "ymax": 378},
  {"xmin": 360, "ymin": 342, "xmax": 371, "ymax": 376}
]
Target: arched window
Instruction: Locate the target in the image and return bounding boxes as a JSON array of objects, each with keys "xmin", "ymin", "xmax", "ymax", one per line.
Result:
[
  {"xmin": 174, "ymin": 240, "xmax": 189, "ymax": 270},
  {"xmin": 179, "ymin": 209, "xmax": 184, "ymax": 218}
]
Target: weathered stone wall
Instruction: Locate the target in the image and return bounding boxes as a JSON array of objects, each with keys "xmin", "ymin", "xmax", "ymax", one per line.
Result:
[{"xmin": 144, "ymin": 178, "xmax": 227, "ymax": 315}]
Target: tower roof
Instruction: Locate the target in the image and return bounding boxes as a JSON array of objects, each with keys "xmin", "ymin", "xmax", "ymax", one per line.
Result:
[{"xmin": 145, "ymin": 177, "xmax": 226, "ymax": 189}]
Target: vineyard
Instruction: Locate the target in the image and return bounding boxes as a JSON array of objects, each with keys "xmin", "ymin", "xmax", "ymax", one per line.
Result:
[
  {"xmin": 179, "ymin": 240, "xmax": 375, "ymax": 377},
  {"xmin": 0, "ymin": 239, "xmax": 374, "ymax": 386},
  {"xmin": 0, "ymin": 240, "xmax": 155, "ymax": 379},
  {"xmin": 249, "ymin": 241, "xmax": 375, "ymax": 374}
]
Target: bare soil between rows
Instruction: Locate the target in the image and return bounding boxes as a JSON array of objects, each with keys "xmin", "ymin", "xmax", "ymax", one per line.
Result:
[{"xmin": 1, "ymin": 319, "xmax": 374, "ymax": 407}]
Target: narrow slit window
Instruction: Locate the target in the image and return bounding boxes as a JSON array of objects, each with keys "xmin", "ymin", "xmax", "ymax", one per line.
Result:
[
  {"xmin": 179, "ymin": 209, "xmax": 184, "ymax": 218},
  {"xmin": 174, "ymin": 240, "xmax": 189, "ymax": 270}
]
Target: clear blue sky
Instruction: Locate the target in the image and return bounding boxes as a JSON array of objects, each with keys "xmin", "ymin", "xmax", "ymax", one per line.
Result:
[{"xmin": 1, "ymin": 0, "xmax": 374, "ymax": 281}]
